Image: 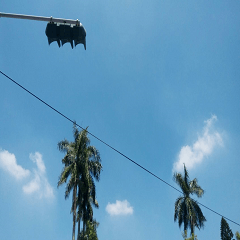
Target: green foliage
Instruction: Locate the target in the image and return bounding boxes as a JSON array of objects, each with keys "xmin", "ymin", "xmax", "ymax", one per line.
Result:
[
  {"xmin": 174, "ymin": 164, "xmax": 206, "ymax": 236},
  {"xmin": 58, "ymin": 124, "xmax": 102, "ymax": 240},
  {"xmin": 182, "ymin": 230, "xmax": 198, "ymax": 240},
  {"xmin": 235, "ymin": 231, "xmax": 240, "ymax": 240},
  {"xmin": 78, "ymin": 220, "xmax": 99, "ymax": 240},
  {"xmin": 220, "ymin": 217, "xmax": 234, "ymax": 240}
]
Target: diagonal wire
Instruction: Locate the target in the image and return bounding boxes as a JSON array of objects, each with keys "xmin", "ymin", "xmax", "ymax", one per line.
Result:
[{"xmin": 1, "ymin": 70, "xmax": 239, "ymax": 227}]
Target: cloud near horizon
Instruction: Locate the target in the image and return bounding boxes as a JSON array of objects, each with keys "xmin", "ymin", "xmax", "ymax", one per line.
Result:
[
  {"xmin": 173, "ymin": 115, "xmax": 223, "ymax": 172},
  {"xmin": 0, "ymin": 149, "xmax": 54, "ymax": 199},
  {"xmin": 106, "ymin": 200, "xmax": 133, "ymax": 216}
]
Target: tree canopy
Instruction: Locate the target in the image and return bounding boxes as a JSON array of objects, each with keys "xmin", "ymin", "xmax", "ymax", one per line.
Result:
[
  {"xmin": 220, "ymin": 217, "xmax": 234, "ymax": 240},
  {"xmin": 174, "ymin": 164, "xmax": 206, "ymax": 237},
  {"xmin": 58, "ymin": 124, "xmax": 102, "ymax": 240}
]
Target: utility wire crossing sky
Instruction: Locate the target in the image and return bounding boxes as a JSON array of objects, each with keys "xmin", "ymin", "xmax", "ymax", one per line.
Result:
[
  {"xmin": 1, "ymin": 3, "xmax": 240, "ymax": 239},
  {"xmin": 1, "ymin": 69, "xmax": 239, "ymax": 227}
]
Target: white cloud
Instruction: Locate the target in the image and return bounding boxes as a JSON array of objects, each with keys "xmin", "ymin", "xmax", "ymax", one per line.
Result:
[
  {"xmin": 22, "ymin": 171, "xmax": 40, "ymax": 194},
  {"xmin": 0, "ymin": 150, "xmax": 30, "ymax": 180},
  {"xmin": 106, "ymin": 200, "xmax": 133, "ymax": 216},
  {"xmin": 23, "ymin": 152, "xmax": 54, "ymax": 199},
  {"xmin": 173, "ymin": 115, "xmax": 223, "ymax": 172},
  {"xmin": 30, "ymin": 152, "xmax": 46, "ymax": 174},
  {"xmin": 0, "ymin": 149, "xmax": 54, "ymax": 199}
]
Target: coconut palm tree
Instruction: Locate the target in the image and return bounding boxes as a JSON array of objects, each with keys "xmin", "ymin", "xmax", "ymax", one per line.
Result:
[
  {"xmin": 58, "ymin": 124, "xmax": 102, "ymax": 240},
  {"xmin": 173, "ymin": 164, "xmax": 206, "ymax": 236},
  {"xmin": 76, "ymin": 131, "xmax": 102, "ymax": 240}
]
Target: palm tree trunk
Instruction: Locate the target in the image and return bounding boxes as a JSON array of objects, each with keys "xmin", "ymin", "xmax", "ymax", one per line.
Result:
[
  {"xmin": 72, "ymin": 184, "xmax": 77, "ymax": 240},
  {"xmin": 190, "ymin": 216, "xmax": 194, "ymax": 236},
  {"xmin": 83, "ymin": 220, "xmax": 85, "ymax": 236},
  {"xmin": 77, "ymin": 218, "xmax": 81, "ymax": 240},
  {"xmin": 77, "ymin": 186, "xmax": 81, "ymax": 240}
]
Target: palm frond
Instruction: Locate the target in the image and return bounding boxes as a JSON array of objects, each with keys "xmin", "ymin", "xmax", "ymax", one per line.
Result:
[
  {"xmin": 58, "ymin": 139, "xmax": 71, "ymax": 152},
  {"xmin": 65, "ymin": 174, "xmax": 77, "ymax": 199},
  {"xmin": 89, "ymin": 159, "xmax": 102, "ymax": 181},
  {"xmin": 88, "ymin": 146, "xmax": 101, "ymax": 162},
  {"xmin": 174, "ymin": 196, "xmax": 183, "ymax": 222},
  {"xmin": 89, "ymin": 175, "xmax": 96, "ymax": 202},
  {"xmin": 191, "ymin": 200, "xmax": 206, "ymax": 229},
  {"xmin": 173, "ymin": 172, "xmax": 189, "ymax": 196},
  {"xmin": 58, "ymin": 164, "xmax": 74, "ymax": 187},
  {"xmin": 183, "ymin": 164, "xmax": 190, "ymax": 192},
  {"xmin": 73, "ymin": 122, "xmax": 79, "ymax": 143},
  {"xmin": 181, "ymin": 200, "xmax": 189, "ymax": 231},
  {"xmin": 190, "ymin": 178, "xmax": 204, "ymax": 198}
]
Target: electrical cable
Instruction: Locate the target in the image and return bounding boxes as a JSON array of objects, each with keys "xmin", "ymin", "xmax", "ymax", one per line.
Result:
[{"xmin": 1, "ymin": 70, "xmax": 239, "ymax": 227}]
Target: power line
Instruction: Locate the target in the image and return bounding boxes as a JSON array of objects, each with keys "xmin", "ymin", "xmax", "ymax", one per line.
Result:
[{"xmin": 1, "ymin": 69, "xmax": 239, "ymax": 227}]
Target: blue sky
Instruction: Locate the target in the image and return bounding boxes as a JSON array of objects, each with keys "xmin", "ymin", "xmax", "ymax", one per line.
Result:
[{"xmin": 0, "ymin": 0, "xmax": 240, "ymax": 239}]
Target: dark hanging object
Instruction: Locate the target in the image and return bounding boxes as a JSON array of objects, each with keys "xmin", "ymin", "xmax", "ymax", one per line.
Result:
[
  {"xmin": 45, "ymin": 23, "xmax": 61, "ymax": 47},
  {"xmin": 72, "ymin": 25, "xmax": 86, "ymax": 50},
  {"xmin": 59, "ymin": 24, "xmax": 74, "ymax": 49},
  {"xmin": 45, "ymin": 21, "xmax": 86, "ymax": 49}
]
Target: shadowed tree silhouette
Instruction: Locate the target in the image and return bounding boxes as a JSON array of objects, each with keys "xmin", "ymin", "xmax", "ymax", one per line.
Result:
[
  {"xmin": 174, "ymin": 164, "xmax": 206, "ymax": 236},
  {"xmin": 58, "ymin": 124, "xmax": 102, "ymax": 240},
  {"xmin": 221, "ymin": 217, "xmax": 234, "ymax": 240}
]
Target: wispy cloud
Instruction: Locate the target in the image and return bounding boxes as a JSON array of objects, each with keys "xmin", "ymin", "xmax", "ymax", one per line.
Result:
[
  {"xmin": 23, "ymin": 152, "xmax": 54, "ymax": 199},
  {"xmin": 0, "ymin": 149, "xmax": 54, "ymax": 199},
  {"xmin": 106, "ymin": 200, "xmax": 133, "ymax": 216},
  {"xmin": 173, "ymin": 115, "xmax": 223, "ymax": 172},
  {"xmin": 0, "ymin": 150, "xmax": 30, "ymax": 180}
]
